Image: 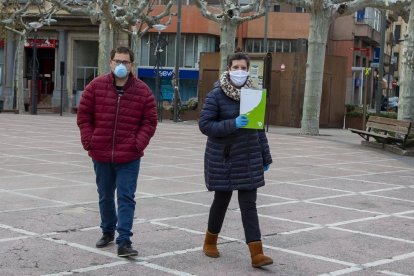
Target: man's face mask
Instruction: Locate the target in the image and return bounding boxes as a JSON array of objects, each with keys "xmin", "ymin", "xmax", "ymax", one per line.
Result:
[
  {"xmin": 229, "ymin": 70, "xmax": 249, "ymax": 87},
  {"xmin": 114, "ymin": 64, "xmax": 128, "ymax": 78}
]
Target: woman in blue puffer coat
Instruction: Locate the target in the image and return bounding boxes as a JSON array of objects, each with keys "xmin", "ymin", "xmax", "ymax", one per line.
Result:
[{"xmin": 199, "ymin": 52, "xmax": 273, "ymax": 268}]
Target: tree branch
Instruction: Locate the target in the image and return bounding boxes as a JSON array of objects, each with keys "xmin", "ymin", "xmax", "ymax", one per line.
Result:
[{"xmin": 193, "ymin": 0, "xmax": 221, "ymax": 22}]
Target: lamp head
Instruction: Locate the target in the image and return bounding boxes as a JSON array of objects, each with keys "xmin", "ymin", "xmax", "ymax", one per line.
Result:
[
  {"xmin": 153, "ymin": 24, "xmax": 166, "ymax": 34},
  {"xmin": 28, "ymin": 22, "xmax": 43, "ymax": 30}
]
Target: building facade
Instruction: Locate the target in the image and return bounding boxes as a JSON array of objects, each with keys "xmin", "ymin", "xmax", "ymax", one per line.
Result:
[{"xmin": 0, "ymin": 1, "xmax": 400, "ymax": 114}]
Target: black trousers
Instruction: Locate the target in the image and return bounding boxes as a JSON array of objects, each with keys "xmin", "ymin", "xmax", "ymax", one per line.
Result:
[{"xmin": 207, "ymin": 189, "xmax": 261, "ymax": 243}]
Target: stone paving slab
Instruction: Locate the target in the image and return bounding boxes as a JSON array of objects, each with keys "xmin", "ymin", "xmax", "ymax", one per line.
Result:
[{"xmin": 1, "ymin": 114, "xmax": 414, "ymax": 276}]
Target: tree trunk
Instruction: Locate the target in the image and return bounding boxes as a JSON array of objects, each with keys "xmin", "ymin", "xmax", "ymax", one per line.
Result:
[
  {"xmin": 397, "ymin": 0, "xmax": 414, "ymax": 122},
  {"xmin": 131, "ymin": 34, "xmax": 141, "ymax": 67},
  {"xmin": 98, "ymin": 19, "xmax": 113, "ymax": 75},
  {"xmin": 16, "ymin": 36, "xmax": 25, "ymax": 114},
  {"xmin": 300, "ymin": 12, "xmax": 331, "ymax": 135},
  {"xmin": 219, "ymin": 20, "xmax": 237, "ymax": 74}
]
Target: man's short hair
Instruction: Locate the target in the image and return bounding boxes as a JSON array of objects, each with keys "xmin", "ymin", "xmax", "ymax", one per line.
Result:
[{"xmin": 110, "ymin": 46, "xmax": 134, "ymax": 63}]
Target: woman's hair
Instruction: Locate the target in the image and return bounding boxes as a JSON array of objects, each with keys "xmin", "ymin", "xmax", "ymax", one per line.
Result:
[
  {"xmin": 110, "ymin": 46, "xmax": 135, "ymax": 63},
  {"xmin": 227, "ymin": 52, "xmax": 250, "ymax": 69}
]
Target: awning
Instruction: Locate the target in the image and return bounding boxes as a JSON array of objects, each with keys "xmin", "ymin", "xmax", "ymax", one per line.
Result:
[{"xmin": 25, "ymin": 39, "xmax": 58, "ymax": 49}]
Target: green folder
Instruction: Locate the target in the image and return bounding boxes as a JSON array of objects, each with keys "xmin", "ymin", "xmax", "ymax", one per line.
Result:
[{"xmin": 240, "ymin": 88, "xmax": 267, "ymax": 129}]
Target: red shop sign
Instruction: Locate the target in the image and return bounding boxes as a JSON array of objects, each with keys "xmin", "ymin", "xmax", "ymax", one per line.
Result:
[{"xmin": 25, "ymin": 39, "xmax": 58, "ymax": 49}]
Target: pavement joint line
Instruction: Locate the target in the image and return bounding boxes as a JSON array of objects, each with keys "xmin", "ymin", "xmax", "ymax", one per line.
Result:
[
  {"xmin": 136, "ymin": 190, "xmax": 207, "ymax": 199},
  {"xmin": 361, "ymin": 187, "xmax": 406, "ymax": 194},
  {"xmin": 323, "ymin": 251, "xmax": 414, "ymax": 275},
  {"xmin": 304, "ymin": 193, "xmax": 356, "ymax": 202},
  {"xmin": 263, "ymin": 244, "xmax": 358, "ymax": 267},
  {"xmin": 10, "ymin": 182, "xmax": 94, "ymax": 192},
  {"xmin": 286, "ymin": 180, "xmax": 401, "ymax": 192},
  {"xmin": 140, "ymin": 173, "xmax": 203, "ymax": 178},
  {"xmin": 276, "ymin": 226, "xmax": 324, "ymax": 235},
  {"xmin": 0, "ymin": 188, "xmax": 71, "ymax": 205},
  {"xmin": 0, "ymin": 167, "xmax": 33, "ymax": 176},
  {"xmin": 0, "ymin": 201, "xmax": 99, "ymax": 213},
  {"xmin": 41, "ymin": 261, "xmax": 130, "ymax": 276},
  {"xmin": 394, "ymin": 210, "xmax": 414, "ymax": 215},
  {"xmin": 291, "ymin": 175, "xmax": 401, "ymax": 187},
  {"xmin": 40, "ymin": 236, "xmax": 197, "ymax": 275},
  {"xmin": 0, "ymin": 142, "xmax": 84, "ymax": 155},
  {"xmin": 0, "ymin": 235, "xmax": 30, "ymax": 242},
  {"xmin": 394, "ymin": 215, "xmax": 414, "ymax": 220},
  {"xmin": 257, "ymin": 214, "xmax": 321, "ymax": 226},
  {"xmin": 305, "ymin": 201, "xmax": 387, "ymax": 215},
  {"xmin": 364, "ymin": 193, "xmax": 414, "ymax": 204},
  {"xmin": 257, "ymin": 193, "xmax": 297, "ymax": 201},
  {"xmin": 326, "ymin": 214, "xmax": 391, "ymax": 227},
  {"xmin": 329, "ymin": 226, "xmax": 414, "ymax": 244},
  {"xmin": 377, "ymin": 270, "xmax": 411, "ymax": 276},
  {"xmin": 158, "ymin": 196, "xmax": 211, "ymax": 208},
  {"xmin": 255, "ymin": 200, "xmax": 300, "ymax": 209}
]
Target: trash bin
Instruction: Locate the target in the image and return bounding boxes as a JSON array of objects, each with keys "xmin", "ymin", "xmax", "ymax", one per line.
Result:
[{"xmin": 0, "ymin": 100, "xmax": 4, "ymax": 113}]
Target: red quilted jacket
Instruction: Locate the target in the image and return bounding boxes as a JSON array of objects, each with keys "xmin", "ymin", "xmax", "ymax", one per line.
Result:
[{"xmin": 77, "ymin": 72, "xmax": 157, "ymax": 163}]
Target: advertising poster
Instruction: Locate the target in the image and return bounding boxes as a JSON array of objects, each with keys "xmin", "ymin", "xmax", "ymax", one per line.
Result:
[{"xmin": 249, "ymin": 59, "xmax": 264, "ymax": 89}]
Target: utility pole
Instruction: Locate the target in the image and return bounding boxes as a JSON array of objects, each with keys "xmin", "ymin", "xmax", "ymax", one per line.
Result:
[
  {"xmin": 173, "ymin": 0, "xmax": 182, "ymax": 122},
  {"xmin": 263, "ymin": 2, "xmax": 269, "ymax": 52},
  {"xmin": 376, "ymin": 11, "xmax": 386, "ymax": 114}
]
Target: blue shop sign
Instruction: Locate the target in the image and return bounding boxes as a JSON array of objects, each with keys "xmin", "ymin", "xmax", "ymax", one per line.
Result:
[{"xmin": 138, "ymin": 67, "xmax": 199, "ymax": 80}]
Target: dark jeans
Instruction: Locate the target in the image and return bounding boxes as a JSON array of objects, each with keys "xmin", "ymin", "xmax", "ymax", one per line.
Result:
[
  {"xmin": 93, "ymin": 159, "xmax": 140, "ymax": 246},
  {"xmin": 207, "ymin": 189, "xmax": 261, "ymax": 243}
]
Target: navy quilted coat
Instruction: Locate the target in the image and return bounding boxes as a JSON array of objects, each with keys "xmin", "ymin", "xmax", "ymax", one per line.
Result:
[
  {"xmin": 77, "ymin": 72, "xmax": 157, "ymax": 163},
  {"xmin": 199, "ymin": 82, "xmax": 272, "ymax": 191}
]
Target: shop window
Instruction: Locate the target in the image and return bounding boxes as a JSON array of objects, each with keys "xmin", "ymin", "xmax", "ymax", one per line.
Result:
[{"xmin": 394, "ymin": 25, "xmax": 401, "ymax": 43}]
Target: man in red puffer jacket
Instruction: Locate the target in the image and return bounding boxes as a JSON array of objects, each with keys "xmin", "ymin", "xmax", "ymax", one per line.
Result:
[{"xmin": 77, "ymin": 46, "xmax": 157, "ymax": 257}]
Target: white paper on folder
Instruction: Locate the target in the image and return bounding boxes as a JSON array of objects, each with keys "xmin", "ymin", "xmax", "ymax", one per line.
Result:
[{"xmin": 240, "ymin": 89, "xmax": 262, "ymax": 114}]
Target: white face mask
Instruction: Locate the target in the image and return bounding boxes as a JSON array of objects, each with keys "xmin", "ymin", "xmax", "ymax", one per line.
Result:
[{"xmin": 229, "ymin": 70, "xmax": 249, "ymax": 87}]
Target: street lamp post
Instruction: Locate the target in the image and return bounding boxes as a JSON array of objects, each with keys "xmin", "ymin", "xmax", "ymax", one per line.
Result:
[
  {"xmin": 153, "ymin": 24, "xmax": 166, "ymax": 122},
  {"xmin": 28, "ymin": 21, "xmax": 43, "ymax": 115}
]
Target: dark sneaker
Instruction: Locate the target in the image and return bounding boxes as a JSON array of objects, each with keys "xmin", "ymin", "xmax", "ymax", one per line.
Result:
[
  {"xmin": 117, "ymin": 244, "xmax": 138, "ymax": 257},
  {"xmin": 95, "ymin": 233, "xmax": 114, "ymax": 248}
]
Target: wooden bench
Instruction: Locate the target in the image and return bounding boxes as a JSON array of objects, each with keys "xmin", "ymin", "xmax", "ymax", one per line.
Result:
[{"xmin": 349, "ymin": 116, "xmax": 412, "ymax": 149}]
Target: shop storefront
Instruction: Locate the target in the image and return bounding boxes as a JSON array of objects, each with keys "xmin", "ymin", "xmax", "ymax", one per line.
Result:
[{"xmin": 137, "ymin": 67, "xmax": 199, "ymax": 103}]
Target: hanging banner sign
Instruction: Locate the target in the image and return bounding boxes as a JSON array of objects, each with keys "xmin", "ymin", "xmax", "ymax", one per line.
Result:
[{"xmin": 25, "ymin": 39, "xmax": 58, "ymax": 49}]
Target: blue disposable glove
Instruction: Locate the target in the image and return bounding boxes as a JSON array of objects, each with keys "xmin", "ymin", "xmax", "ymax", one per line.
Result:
[
  {"xmin": 235, "ymin": 115, "xmax": 249, "ymax": 128},
  {"xmin": 263, "ymin": 164, "xmax": 269, "ymax": 171}
]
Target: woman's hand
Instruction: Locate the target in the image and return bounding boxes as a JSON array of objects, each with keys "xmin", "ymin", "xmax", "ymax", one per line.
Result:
[{"xmin": 235, "ymin": 115, "xmax": 249, "ymax": 128}]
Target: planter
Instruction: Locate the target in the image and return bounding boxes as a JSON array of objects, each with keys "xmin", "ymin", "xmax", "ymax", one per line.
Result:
[
  {"xmin": 162, "ymin": 109, "xmax": 199, "ymax": 121},
  {"xmin": 345, "ymin": 116, "xmax": 365, "ymax": 130}
]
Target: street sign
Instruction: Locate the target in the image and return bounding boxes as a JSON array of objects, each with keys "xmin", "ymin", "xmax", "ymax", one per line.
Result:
[{"xmin": 371, "ymin": 62, "xmax": 379, "ymax": 68}]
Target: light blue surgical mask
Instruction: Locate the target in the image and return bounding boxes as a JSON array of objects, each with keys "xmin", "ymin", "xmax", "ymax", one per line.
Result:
[{"xmin": 114, "ymin": 64, "xmax": 128, "ymax": 78}]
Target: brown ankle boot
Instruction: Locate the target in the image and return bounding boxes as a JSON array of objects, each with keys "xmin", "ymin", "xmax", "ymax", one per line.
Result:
[
  {"xmin": 248, "ymin": 241, "xmax": 273, "ymax": 268},
  {"xmin": 203, "ymin": 231, "xmax": 219, "ymax": 258}
]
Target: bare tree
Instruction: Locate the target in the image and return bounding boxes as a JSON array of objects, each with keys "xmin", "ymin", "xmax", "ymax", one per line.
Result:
[
  {"xmin": 277, "ymin": 0, "xmax": 410, "ymax": 135},
  {"xmin": 194, "ymin": 0, "xmax": 268, "ymax": 73},
  {"xmin": 1, "ymin": 0, "xmax": 58, "ymax": 113},
  {"xmin": 397, "ymin": 1, "xmax": 414, "ymax": 122},
  {"xmin": 50, "ymin": 0, "xmax": 174, "ymax": 73}
]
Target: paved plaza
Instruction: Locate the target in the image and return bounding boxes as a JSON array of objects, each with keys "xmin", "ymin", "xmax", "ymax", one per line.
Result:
[{"xmin": 0, "ymin": 113, "xmax": 414, "ymax": 276}]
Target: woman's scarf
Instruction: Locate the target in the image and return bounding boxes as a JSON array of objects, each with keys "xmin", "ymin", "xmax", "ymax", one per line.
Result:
[{"xmin": 219, "ymin": 71, "xmax": 253, "ymax": 101}]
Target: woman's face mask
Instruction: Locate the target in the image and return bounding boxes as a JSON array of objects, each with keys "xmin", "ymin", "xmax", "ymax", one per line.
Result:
[
  {"xmin": 229, "ymin": 70, "xmax": 249, "ymax": 87},
  {"xmin": 114, "ymin": 64, "xmax": 128, "ymax": 78}
]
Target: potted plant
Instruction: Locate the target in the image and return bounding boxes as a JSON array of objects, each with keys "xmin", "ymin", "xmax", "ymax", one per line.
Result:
[{"xmin": 345, "ymin": 104, "xmax": 366, "ymax": 130}]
